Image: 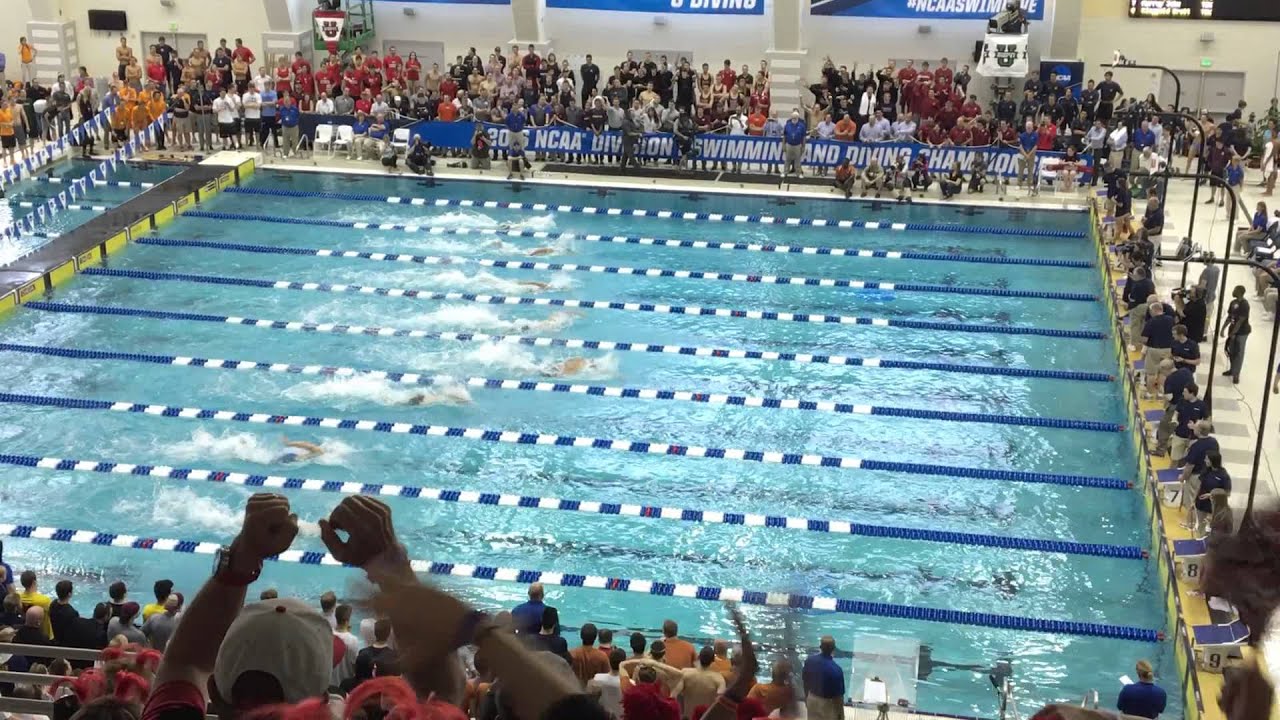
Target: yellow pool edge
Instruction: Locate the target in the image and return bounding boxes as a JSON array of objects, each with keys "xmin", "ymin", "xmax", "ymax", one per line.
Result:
[
  {"xmin": 1088, "ymin": 196, "xmax": 1256, "ymax": 720},
  {"xmin": 0, "ymin": 157, "xmax": 257, "ymax": 318}
]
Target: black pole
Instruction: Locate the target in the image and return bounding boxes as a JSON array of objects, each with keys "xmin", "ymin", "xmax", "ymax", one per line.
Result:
[{"xmin": 1241, "ymin": 260, "xmax": 1280, "ymax": 532}]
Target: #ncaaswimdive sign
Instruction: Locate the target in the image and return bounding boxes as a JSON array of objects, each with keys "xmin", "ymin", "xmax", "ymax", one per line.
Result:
[
  {"xmin": 811, "ymin": 0, "xmax": 1045, "ymax": 20},
  {"xmin": 545, "ymin": 0, "xmax": 763, "ymax": 14}
]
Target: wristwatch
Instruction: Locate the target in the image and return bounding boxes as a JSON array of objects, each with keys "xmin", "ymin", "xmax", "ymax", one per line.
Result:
[{"xmin": 212, "ymin": 545, "xmax": 262, "ymax": 587}]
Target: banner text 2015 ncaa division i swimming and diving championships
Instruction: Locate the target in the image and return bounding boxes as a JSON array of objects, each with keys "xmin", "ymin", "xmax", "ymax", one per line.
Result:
[{"xmin": 810, "ymin": 0, "xmax": 1045, "ymax": 19}]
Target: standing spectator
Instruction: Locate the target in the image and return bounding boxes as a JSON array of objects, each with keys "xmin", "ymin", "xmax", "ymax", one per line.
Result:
[
  {"xmin": 803, "ymin": 636, "xmax": 845, "ymax": 720},
  {"xmin": 581, "ymin": 54, "xmax": 600, "ymax": 105},
  {"xmin": 748, "ymin": 660, "xmax": 796, "ymax": 716},
  {"xmin": 331, "ymin": 604, "xmax": 360, "ymax": 688},
  {"xmin": 106, "ymin": 602, "xmax": 145, "ymax": 645},
  {"xmin": 231, "ymin": 38, "xmax": 255, "ymax": 68},
  {"xmin": 141, "ymin": 594, "xmax": 182, "ymax": 652},
  {"xmin": 529, "ymin": 607, "xmax": 570, "ymax": 664},
  {"xmin": 278, "ymin": 92, "xmax": 300, "ymax": 156},
  {"xmin": 48, "ymin": 581, "xmax": 78, "ymax": 643},
  {"xmin": 782, "ymin": 110, "xmax": 806, "ymax": 179},
  {"xmin": 1096, "ymin": 71, "xmax": 1123, "ymax": 122},
  {"xmin": 1116, "ymin": 660, "xmax": 1166, "ymax": 719},
  {"xmin": 658, "ymin": 620, "xmax": 696, "ymax": 670},
  {"xmin": 142, "ymin": 579, "xmax": 173, "ymax": 622},
  {"xmin": 115, "ymin": 36, "xmax": 134, "ymax": 82},
  {"xmin": 18, "ymin": 38, "xmax": 36, "ymax": 82},
  {"xmin": 1225, "ymin": 155, "xmax": 1245, "ymax": 207},
  {"xmin": 259, "ymin": 84, "xmax": 279, "ymax": 149},
  {"xmin": 1017, "ymin": 119, "xmax": 1039, "ymax": 194},
  {"xmin": 570, "ymin": 623, "xmax": 610, "ymax": 687},
  {"xmin": 1141, "ymin": 302, "xmax": 1176, "ymax": 396},
  {"xmin": 587, "ymin": 648, "xmax": 625, "ymax": 719},
  {"xmin": 16, "ymin": 571, "xmax": 51, "ymax": 639},
  {"xmin": 1222, "ymin": 284, "xmax": 1251, "ymax": 383},
  {"xmin": 679, "ymin": 647, "xmax": 726, "ymax": 718},
  {"xmin": 1171, "ymin": 382, "xmax": 1207, "ymax": 464},
  {"xmin": 352, "ymin": 618, "xmax": 398, "ymax": 689},
  {"xmin": 512, "ymin": 582, "xmax": 549, "ymax": 635}
]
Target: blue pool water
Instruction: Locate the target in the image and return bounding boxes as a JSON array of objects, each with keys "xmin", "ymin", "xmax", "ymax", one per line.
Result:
[
  {"xmin": 0, "ymin": 169, "xmax": 1174, "ymax": 717},
  {"xmin": 0, "ymin": 159, "xmax": 183, "ymax": 263}
]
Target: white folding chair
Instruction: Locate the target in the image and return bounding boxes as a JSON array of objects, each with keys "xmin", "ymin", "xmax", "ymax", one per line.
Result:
[
  {"xmin": 313, "ymin": 124, "xmax": 334, "ymax": 154},
  {"xmin": 332, "ymin": 125, "xmax": 354, "ymax": 158},
  {"xmin": 391, "ymin": 127, "xmax": 410, "ymax": 155}
]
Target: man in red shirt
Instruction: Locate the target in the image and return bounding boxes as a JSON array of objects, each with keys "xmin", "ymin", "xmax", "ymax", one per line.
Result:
[
  {"xmin": 521, "ymin": 44, "xmax": 541, "ymax": 84},
  {"xmin": 913, "ymin": 90, "xmax": 937, "ymax": 123},
  {"xmin": 969, "ymin": 119, "xmax": 992, "ymax": 146},
  {"xmin": 383, "ymin": 46, "xmax": 403, "ymax": 87},
  {"xmin": 439, "ymin": 75, "xmax": 458, "ymax": 101},
  {"xmin": 996, "ymin": 119, "xmax": 1018, "ymax": 146},
  {"xmin": 961, "ymin": 95, "xmax": 982, "ymax": 119},
  {"xmin": 290, "ymin": 51, "xmax": 311, "ymax": 77},
  {"xmin": 718, "ymin": 59, "xmax": 736, "ymax": 91},
  {"xmin": 915, "ymin": 61, "xmax": 934, "ymax": 110},
  {"xmin": 364, "ymin": 50, "xmax": 383, "ymax": 82},
  {"xmin": 364, "ymin": 66, "xmax": 382, "ymax": 96},
  {"xmin": 342, "ymin": 66, "xmax": 363, "ymax": 98},
  {"xmin": 231, "ymin": 38, "xmax": 254, "ymax": 66},
  {"xmin": 897, "ymin": 60, "xmax": 917, "ymax": 112},
  {"xmin": 1036, "ymin": 119, "xmax": 1058, "ymax": 151},
  {"xmin": 935, "ymin": 100, "xmax": 960, "ymax": 131},
  {"xmin": 354, "ymin": 89, "xmax": 373, "ymax": 115},
  {"xmin": 935, "ymin": 58, "xmax": 954, "ymax": 93},
  {"xmin": 949, "ymin": 117, "xmax": 972, "ymax": 146},
  {"xmin": 295, "ymin": 68, "xmax": 315, "ymax": 100},
  {"xmin": 315, "ymin": 64, "xmax": 335, "ymax": 99},
  {"xmin": 924, "ymin": 120, "xmax": 948, "ymax": 146}
]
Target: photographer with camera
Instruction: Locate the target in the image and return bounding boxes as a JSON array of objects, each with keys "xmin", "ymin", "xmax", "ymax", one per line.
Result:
[
  {"xmin": 1173, "ymin": 284, "xmax": 1208, "ymax": 344},
  {"xmin": 1123, "ymin": 266, "xmax": 1156, "ymax": 350}
]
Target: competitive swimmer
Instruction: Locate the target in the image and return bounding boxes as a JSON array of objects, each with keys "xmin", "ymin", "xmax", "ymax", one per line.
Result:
[
  {"xmin": 274, "ymin": 437, "xmax": 325, "ymax": 464},
  {"xmin": 403, "ymin": 383, "xmax": 474, "ymax": 406},
  {"xmin": 540, "ymin": 357, "xmax": 609, "ymax": 377}
]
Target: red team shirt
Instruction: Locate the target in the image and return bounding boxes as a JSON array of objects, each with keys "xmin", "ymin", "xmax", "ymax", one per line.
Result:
[
  {"xmin": 948, "ymin": 124, "xmax": 971, "ymax": 145},
  {"xmin": 342, "ymin": 68, "xmax": 363, "ymax": 98},
  {"xmin": 296, "ymin": 70, "xmax": 315, "ymax": 99},
  {"xmin": 405, "ymin": 57, "xmax": 421, "ymax": 83},
  {"xmin": 934, "ymin": 66, "xmax": 954, "ymax": 91},
  {"xmin": 925, "ymin": 123, "xmax": 947, "ymax": 145},
  {"xmin": 384, "ymin": 53, "xmax": 403, "ymax": 85},
  {"xmin": 275, "ymin": 66, "xmax": 291, "ymax": 94}
]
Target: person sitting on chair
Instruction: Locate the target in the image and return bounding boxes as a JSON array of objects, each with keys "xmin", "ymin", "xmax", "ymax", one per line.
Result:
[{"xmin": 379, "ymin": 137, "xmax": 399, "ymax": 172}]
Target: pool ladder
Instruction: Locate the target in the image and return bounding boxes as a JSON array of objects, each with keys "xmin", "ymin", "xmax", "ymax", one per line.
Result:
[
  {"xmin": 997, "ymin": 678, "xmax": 1021, "ymax": 720},
  {"xmin": 1081, "ymin": 690, "xmax": 1100, "ymax": 709}
]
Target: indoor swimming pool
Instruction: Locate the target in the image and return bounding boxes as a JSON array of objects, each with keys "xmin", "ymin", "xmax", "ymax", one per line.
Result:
[{"xmin": 0, "ymin": 169, "xmax": 1173, "ymax": 716}]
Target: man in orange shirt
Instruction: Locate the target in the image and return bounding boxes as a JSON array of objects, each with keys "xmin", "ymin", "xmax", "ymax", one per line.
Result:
[
  {"xmin": 437, "ymin": 97, "xmax": 457, "ymax": 122},
  {"xmin": 747, "ymin": 108, "xmax": 766, "ymax": 136},
  {"xmin": 0, "ymin": 99, "xmax": 17, "ymax": 165},
  {"xmin": 834, "ymin": 113, "xmax": 857, "ymax": 142},
  {"xmin": 19, "ymin": 38, "xmax": 37, "ymax": 82},
  {"xmin": 130, "ymin": 96, "xmax": 151, "ymax": 137},
  {"xmin": 747, "ymin": 660, "xmax": 796, "ymax": 715},
  {"xmin": 708, "ymin": 639, "xmax": 732, "ymax": 680},
  {"xmin": 110, "ymin": 90, "xmax": 132, "ymax": 145},
  {"xmin": 568, "ymin": 623, "xmax": 610, "ymax": 686},
  {"xmin": 658, "ymin": 619, "xmax": 696, "ymax": 670},
  {"xmin": 147, "ymin": 90, "xmax": 168, "ymax": 150}
]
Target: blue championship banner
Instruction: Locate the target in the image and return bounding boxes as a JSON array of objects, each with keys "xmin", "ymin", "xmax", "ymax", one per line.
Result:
[
  {"xmin": 405, "ymin": 121, "xmax": 1091, "ymax": 177},
  {"xmin": 546, "ymin": 0, "xmax": 763, "ymax": 14},
  {"xmin": 811, "ymin": 0, "xmax": 1045, "ymax": 20}
]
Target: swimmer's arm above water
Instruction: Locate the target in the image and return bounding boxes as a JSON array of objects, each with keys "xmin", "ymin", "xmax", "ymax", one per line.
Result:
[{"xmin": 281, "ymin": 438, "xmax": 325, "ymax": 458}]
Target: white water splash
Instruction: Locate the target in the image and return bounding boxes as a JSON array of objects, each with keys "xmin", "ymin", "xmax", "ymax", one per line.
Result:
[
  {"xmin": 284, "ymin": 373, "xmax": 473, "ymax": 408},
  {"xmin": 402, "ymin": 305, "xmax": 577, "ymax": 333},
  {"xmin": 169, "ymin": 428, "xmax": 356, "ymax": 467}
]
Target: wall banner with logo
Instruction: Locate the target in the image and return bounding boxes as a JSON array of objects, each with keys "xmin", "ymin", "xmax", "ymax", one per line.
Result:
[
  {"xmin": 398, "ymin": 120, "xmax": 1091, "ymax": 177},
  {"xmin": 977, "ymin": 33, "xmax": 1030, "ymax": 77},
  {"xmin": 810, "ymin": 0, "xmax": 1044, "ymax": 20},
  {"xmin": 546, "ymin": 0, "xmax": 763, "ymax": 15}
]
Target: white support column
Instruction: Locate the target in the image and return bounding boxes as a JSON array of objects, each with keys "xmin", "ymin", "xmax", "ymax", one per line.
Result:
[
  {"xmin": 766, "ymin": 0, "xmax": 808, "ymax": 115},
  {"xmin": 26, "ymin": 20, "xmax": 77, "ymax": 84},
  {"xmin": 511, "ymin": 0, "xmax": 549, "ymax": 51},
  {"xmin": 261, "ymin": 31, "xmax": 312, "ymax": 65}
]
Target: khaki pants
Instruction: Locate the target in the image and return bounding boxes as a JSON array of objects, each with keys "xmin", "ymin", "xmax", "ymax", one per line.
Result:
[
  {"xmin": 1171, "ymin": 434, "xmax": 1192, "ymax": 464},
  {"xmin": 281, "ymin": 124, "xmax": 299, "ymax": 154},
  {"xmin": 1153, "ymin": 404, "xmax": 1176, "ymax": 454},
  {"xmin": 1127, "ymin": 310, "xmax": 1146, "ymax": 347},
  {"xmin": 1143, "ymin": 347, "xmax": 1171, "ymax": 380},
  {"xmin": 806, "ymin": 696, "xmax": 844, "ymax": 720},
  {"xmin": 1179, "ymin": 470, "xmax": 1201, "ymax": 509}
]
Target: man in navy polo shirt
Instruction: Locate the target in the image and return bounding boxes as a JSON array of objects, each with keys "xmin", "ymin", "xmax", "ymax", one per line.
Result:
[
  {"xmin": 1170, "ymin": 324, "xmax": 1199, "ymax": 372},
  {"xmin": 782, "ymin": 110, "xmax": 808, "ymax": 180},
  {"xmin": 1153, "ymin": 359, "xmax": 1194, "ymax": 457},
  {"xmin": 1016, "ymin": 119, "xmax": 1039, "ymax": 194},
  {"xmin": 1117, "ymin": 660, "xmax": 1166, "ymax": 719},
  {"xmin": 1141, "ymin": 301, "xmax": 1175, "ymax": 396},
  {"xmin": 1124, "ymin": 266, "xmax": 1156, "ymax": 350},
  {"xmin": 1171, "ymin": 382, "xmax": 1206, "ymax": 463},
  {"xmin": 1176, "ymin": 419, "xmax": 1218, "ymax": 511},
  {"xmin": 505, "ymin": 99, "xmax": 529, "ymax": 163},
  {"xmin": 1131, "ymin": 120, "xmax": 1156, "ymax": 169}
]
